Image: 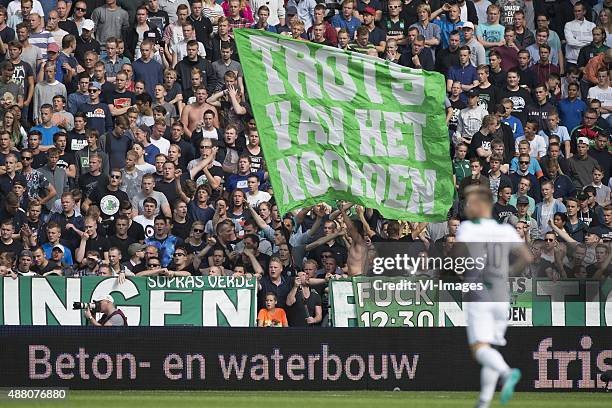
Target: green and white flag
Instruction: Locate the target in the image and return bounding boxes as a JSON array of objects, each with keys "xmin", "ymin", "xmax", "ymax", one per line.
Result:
[{"xmin": 234, "ymin": 29, "xmax": 453, "ymax": 221}]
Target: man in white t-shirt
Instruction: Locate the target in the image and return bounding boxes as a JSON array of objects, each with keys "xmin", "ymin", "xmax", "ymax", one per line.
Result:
[
  {"xmin": 131, "ymin": 174, "xmax": 172, "ymax": 217},
  {"xmin": 170, "ymin": 21, "xmax": 206, "ymax": 68},
  {"xmin": 587, "ymin": 68, "xmax": 612, "ymax": 121},
  {"xmin": 246, "ymin": 174, "xmax": 271, "ymax": 207}
]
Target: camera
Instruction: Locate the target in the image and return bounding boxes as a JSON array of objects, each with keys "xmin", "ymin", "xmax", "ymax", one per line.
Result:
[{"xmin": 73, "ymin": 301, "xmax": 101, "ymax": 313}]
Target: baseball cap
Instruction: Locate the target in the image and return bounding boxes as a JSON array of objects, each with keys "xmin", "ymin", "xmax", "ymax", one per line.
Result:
[
  {"xmin": 52, "ymin": 244, "xmax": 65, "ymax": 253},
  {"xmin": 577, "ymin": 137, "xmax": 590, "ymax": 145},
  {"xmin": 82, "ymin": 19, "xmax": 95, "ymax": 31},
  {"xmin": 19, "ymin": 249, "xmax": 33, "ymax": 258},
  {"xmin": 465, "ymin": 89, "xmax": 479, "ymax": 98},
  {"xmin": 363, "ymin": 6, "xmax": 376, "ymax": 15},
  {"xmin": 459, "ymin": 21, "xmax": 474, "ymax": 30},
  {"xmin": 577, "ymin": 192, "xmax": 589, "ymax": 201},
  {"xmin": 13, "ymin": 179, "xmax": 27, "ymax": 188},
  {"xmin": 516, "ymin": 196, "xmax": 529, "ymax": 205},
  {"xmin": 90, "ymin": 81, "xmax": 102, "ymax": 90},
  {"xmin": 286, "ymin": 5, "xmax": 298, "ymax": 15},
  {"xmin": 128, "ymin": 243, "xmax": 146, "ymax": 257},
  {"xmin": 96, "ymin": 294, "xmax": 115, "ymax": 303},
  {"xmin": 47, "ymin": 42, "xmax": 60, "ymax": 53}
]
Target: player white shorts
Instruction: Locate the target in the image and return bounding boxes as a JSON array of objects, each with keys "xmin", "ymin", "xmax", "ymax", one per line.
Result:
[{"xmin": 465, "ymin": 301, "xmax": 509, "ymax": 346}]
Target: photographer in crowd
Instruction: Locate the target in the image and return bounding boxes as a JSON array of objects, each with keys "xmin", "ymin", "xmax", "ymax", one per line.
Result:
[{"xmin": 83, "ymin": 294, "xmax": 128, "ymax": 326}]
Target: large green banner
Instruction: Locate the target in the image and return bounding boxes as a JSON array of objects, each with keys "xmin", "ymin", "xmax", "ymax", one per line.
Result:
[
  {"xmin": 234, "ymin": 29, "xmax": 453, "ymax": 221},
  {"xmin": 331, "ymin": 277, "xmax": 612, "ymax": 327},
  {"xmin": 0, "ymin": 277, "xmax": 257, "ymax": 326}
]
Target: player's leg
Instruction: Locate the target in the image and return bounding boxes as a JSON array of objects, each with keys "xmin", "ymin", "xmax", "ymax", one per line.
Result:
[{"xmin": 470, "ymin": 342, "xmax": 508, "ymax": 407}]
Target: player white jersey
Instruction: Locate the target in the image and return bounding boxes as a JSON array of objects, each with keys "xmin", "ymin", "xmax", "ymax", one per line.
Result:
[{"xmin": 456, "ymin": 219, "xmax": 523, "ymax": 302}]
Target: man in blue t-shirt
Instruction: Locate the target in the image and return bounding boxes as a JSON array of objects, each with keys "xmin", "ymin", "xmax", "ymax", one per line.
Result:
[
  {"xmin": 78, "ymin": 81, "xmax": 113, "ymax": 137},
  {"xmin": 331, "ymin": 0, "xmax": 361, "ymax": 39},
  {"xmin": 31, "ymin": 104, "xmax": 61, "ymax": 148}
]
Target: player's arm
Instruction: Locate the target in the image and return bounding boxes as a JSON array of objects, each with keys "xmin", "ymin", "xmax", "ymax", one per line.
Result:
[{"xmin": 509, "ymin": 243, "xmax": 533, "ymax": 276}]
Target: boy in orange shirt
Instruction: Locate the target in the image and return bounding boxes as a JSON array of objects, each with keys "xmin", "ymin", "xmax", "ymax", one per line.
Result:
[{"xmin": 257, "ymin": 292, "xmax": 288, "ymax": 327}]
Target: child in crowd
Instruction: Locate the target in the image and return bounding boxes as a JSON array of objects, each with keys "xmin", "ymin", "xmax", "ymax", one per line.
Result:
[{"xmin": 257, "ymin": 292, "xmax": 288, "ymax": 327}]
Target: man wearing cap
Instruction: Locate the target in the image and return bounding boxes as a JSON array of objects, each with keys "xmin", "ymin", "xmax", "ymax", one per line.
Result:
[
  {"xmin": 569, "ymin": 137, "xmax": 599, "ymax": 190},
  {"xmin": 14, "ymin": 250, "xmax": 37, "ymax": 276},
  {"xmin": 75, "ymin": 19, "xmax": 101, "ymax": 67},
  {"xmin": 287, "ymin": 0, "xmax": 316, "ymax": 32},
  {"xmin": 460, "ymin": 22, "xmax": 485, "ymax": 67},
  {"xmin": 277, "ymin": 5, "xmax": 298, "ymax": 35},
  {"xmin": 361, "ymin": 6, "xmax": 385, "ymax": 54},
  {"xmin": 454, "ymin": 90, "xmax": 488, "ymax": 144},
  {"xmin": 122, "ymin": 242, "xmax": 146, "ymax": 272},
  {"xmin": 79, "ymin": 81, "xmax": 113, "ymax": 137},
  {"xmin": 507, "ymin": 196, "xmax": 539, "ymax": 240},
  {"xmin": 84, "ymin": 294, "xmax": 128, "ymax": 326}
]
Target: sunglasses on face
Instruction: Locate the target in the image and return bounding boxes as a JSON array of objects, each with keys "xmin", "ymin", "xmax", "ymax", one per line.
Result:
[
  {"xmin": 519, "ymin": 161, "xmax": 529, "ymax": 165},
  {"xmin": 110, "ymin": 174, "xmax": 121, "ymax": 179},
  {"xmin": 193, "ymin": 229, "xmax": 203, "ymax": 233},
  {"xmin": 21, "ymin": 156, "xmax": 32, "ymax": 160}
]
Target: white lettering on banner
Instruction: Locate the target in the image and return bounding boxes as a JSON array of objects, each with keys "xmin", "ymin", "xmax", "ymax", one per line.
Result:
[
  {"xmin": 385, "ymin": 165, "xmax": 411, "ymax": 210},
  {"xmin": 248, "ymin": 37, "xmax": 285, "ymax": 95},
  {"xmin": 265, "ymin": 101, "xmax": 291, "ymax": 150},
  {"xmin": 149, "ymin": 290, "xmax": 190, "ymax": 326},
  {"xmin": 389, "ymin": 68, "xmax": 425, "ymax": 105},
  {"xmin": 284, "ymin": 41, "xmax": 323, "ymax": 99},
  {"xmin": 3, "ymin": 276, "xmax": 19, "ymax": 324},
  {"xmin": 382, "ymin": 112, "xmax": 409, "ymax": 158},
  {"xmin": 361, "ymin": 58, "xmax": 383, "ymax": 104},
  {"xmin": 407, "ymin": 168, "xmax": 436, "ymax": 214},
  {"xmin": 362, "ymin": 164, "xmax": 388, "ymax": 204},
  {"xmin": 355, "ymin": 109, "xmax": 387, "ymax": 156},
  {"xmin": 297, "ymin": 102, "xmax": 345, "ymax": 146},
  {"xmin": 322, "ymin": 150, "xmax": 349, "ymax": 192},
  {"xmin": 403, "ymin": 113, "xmax": 427, "ymax": 161},
  {"xmin": 276, "ymin": 156, "xmax": 307, "ymax": 202},
  {"xmin": 202, "ymin": 289, "xmax": 253, "ymax": 327},
  {"xmin": 315, "ymin": 48, "xmax": 357, "ymax": 101},
  {"xmin": 537, "ymin": 281, "xmax": 580, "ymax": 326},
  {"xmin": 300, "ymin": 151, "xmax": 330, "ymax": 196},
  {"xmin": 31, "ymin": 278, "xmax": 81, "ymax": 325}
]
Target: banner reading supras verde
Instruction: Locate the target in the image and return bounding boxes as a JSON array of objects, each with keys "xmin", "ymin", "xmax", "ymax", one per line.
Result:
[
  {"xmin": 0, "ymin": 277, "xmax": 257, "ymax": 326},
  {"xmin": 234, "ymin": 30, "xmax": 453, "ymax": 222},
  {"xmin": 330, "ymin": 277, "xmax": 612, "ymax": 327}
]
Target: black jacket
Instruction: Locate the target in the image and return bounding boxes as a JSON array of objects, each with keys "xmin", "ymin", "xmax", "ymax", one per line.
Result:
[
  {"xmin": 175, "ymin": 55, "xmax": 215, "ymax": 94},
  {"xmin": 124, "ymin": 22, "xmax": 162, "ymax": 61}
]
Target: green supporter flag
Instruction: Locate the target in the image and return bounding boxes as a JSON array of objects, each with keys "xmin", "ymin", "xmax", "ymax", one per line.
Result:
[{"xmin": 234, "ymin": 29, "xmax": 453, "ymax": 222}]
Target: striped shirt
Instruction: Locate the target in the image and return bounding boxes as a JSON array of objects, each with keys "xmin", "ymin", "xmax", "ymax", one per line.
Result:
[{"xmin": 29, "ymin": 30, "xmax": 55, "ymax": 61}]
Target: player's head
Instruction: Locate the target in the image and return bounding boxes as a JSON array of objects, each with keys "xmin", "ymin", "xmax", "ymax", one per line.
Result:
[{"xmin": 464, "ymin": 185, "xmax": 493, "ymax": 220}]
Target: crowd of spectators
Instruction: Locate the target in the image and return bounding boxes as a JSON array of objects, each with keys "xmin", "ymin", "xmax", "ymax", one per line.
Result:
[{"xmin": 0, "ymin": 0, "xmax": 609, "ymax": 326}]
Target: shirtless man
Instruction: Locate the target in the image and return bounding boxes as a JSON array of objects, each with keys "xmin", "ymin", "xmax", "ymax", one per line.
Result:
[
  {"xmin": 180, "ymin": 88, "xmax": 218, "ymax": 139},
  {"xmin": 339, "ymin": 201, "xmax": 370, "ymax": 276}
]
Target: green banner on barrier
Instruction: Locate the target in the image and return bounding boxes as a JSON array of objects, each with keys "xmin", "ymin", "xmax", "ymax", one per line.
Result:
[
  {"xmin": 351, "ymin": 276, "xmax": 439, "ymax": 327},
  {"xmin": 330, "ymin": 277, "xmax": 611, "ymax": 327},
  {"xmin": 234, "ymin": 29, "xmax": 453, "ymax": 222},
  {"xmin": 0, "ymin": 277, "xmax": 257, "ymax": 326}
]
